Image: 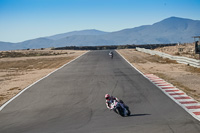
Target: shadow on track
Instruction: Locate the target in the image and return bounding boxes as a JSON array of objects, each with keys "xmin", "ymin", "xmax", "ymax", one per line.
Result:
[{"xmin": 127, "ymin": 114, "xmax": 151, "ymax": 117}]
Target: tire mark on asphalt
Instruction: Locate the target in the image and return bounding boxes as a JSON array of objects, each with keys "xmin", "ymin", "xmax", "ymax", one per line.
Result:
[{"xmin": 111, "ymin": 81, "xmax": 118, "ymax": 96}]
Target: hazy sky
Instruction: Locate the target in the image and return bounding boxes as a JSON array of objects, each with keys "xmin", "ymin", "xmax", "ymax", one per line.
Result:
[{"xmin": 0, "ymin": 0, "xmax": 200, "ymax": 42}]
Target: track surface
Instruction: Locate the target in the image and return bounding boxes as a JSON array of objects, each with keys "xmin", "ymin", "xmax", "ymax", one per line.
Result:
[{"xmin": 0, "ymin": 50, "xmax": 200, "ymax": 133}]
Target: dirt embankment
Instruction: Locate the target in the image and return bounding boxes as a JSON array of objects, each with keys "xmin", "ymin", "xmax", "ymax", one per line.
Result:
[
  {"xmin": 118, "ymin": 48, "xmax": 200, "ymax": 102},
  {"xmin": 155, "ymin": 43, "xmax": 199, "ymax": 59},
  {"xmin": 0, "ymin": 49, "xmax": 87, "ymax": 106}
]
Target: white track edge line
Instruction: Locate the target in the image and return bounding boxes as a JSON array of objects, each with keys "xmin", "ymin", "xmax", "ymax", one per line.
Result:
[
  {"xmin": 0, "ymin": 51, "xmax": 89, "ymax": 111},
  {"xmin": 116, "ymin": 50, "xmax": 200, "ymax": 122},
  {"xmin": 116, "ymin": 50, "xmax": 144, "ymax": 75}
]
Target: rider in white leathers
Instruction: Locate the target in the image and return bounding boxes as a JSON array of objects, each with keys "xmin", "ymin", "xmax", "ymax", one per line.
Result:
[
  {"xmin": 105, "ymin": 94, "xmax": 127, "ymax": 113},
  {"xmin": 105, "ymin": 94, "xmax": 119, "ymax": 110}
]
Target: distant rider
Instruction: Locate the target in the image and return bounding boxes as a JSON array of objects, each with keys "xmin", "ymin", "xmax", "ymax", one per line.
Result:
[{"xmin": 109, "ymin": 51, "xmax": 113, "ymax": 58}]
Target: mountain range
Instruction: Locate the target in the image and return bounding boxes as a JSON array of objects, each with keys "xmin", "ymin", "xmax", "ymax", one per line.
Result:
[{"xmin": 0, "ymin": 16, "xmax": 200, "ymax": 51}]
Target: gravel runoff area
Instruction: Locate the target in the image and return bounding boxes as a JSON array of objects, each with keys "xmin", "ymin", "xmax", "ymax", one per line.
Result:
[
  {"xmin": 0, "ymin": 49, "xmax": 87, "ymax": 106},
  {"xmin": 117, "ymin": 48, "xmax": 200, "ymax": 102}
]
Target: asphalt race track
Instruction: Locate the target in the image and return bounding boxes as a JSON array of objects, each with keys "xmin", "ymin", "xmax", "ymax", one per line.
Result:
[{"xmin": 0, "ymin": 50, "xmax": 200, "ymax": 133}]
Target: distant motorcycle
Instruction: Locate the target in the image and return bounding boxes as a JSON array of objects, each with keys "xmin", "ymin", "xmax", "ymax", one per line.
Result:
[
  {"xmin": 109, "ymin": 51, "xmax": 113, "ymax": 59},
  {"xmin": 110, "ymin": 100, "xmax": 131, "ymax": 117}
]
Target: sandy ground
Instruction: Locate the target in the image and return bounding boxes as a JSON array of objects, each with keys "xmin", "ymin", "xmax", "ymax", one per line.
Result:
[
  {"xmin": 118, "ymin": 49, "xmax": 200, "ymax": 102},
  {"xmin": 0, "ymin": 50, "xmax": 87, "ymax": 106}
]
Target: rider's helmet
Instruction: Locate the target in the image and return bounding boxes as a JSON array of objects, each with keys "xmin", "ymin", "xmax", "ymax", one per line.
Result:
[{"xmin": 105, "ymin": 94, "xmax": 110, "ymax": 100}]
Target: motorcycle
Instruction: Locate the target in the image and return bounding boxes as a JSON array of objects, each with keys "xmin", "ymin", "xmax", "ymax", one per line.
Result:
[
  {"xmin": 109, "ymin": 52, "xmax": 113, "ymax": 59},
  {"xmin": 110, "ymin": 100, "xmax": 131, "ymax": 117}
]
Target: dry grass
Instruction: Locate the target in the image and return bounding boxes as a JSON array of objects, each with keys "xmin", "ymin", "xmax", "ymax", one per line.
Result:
[
  {"xmin": 123, "ymin": 49, "xmax": 177, "ymax": 64},
  {"xmin": 185, "ymin": 66, "xmax": 200, "ymax": 73},
  {"xmin": 8, "ymin": 87, "xmax": 21, "ymax": 91},
  {"xmin": 0, "ymin": 57, "xmax": 75, "ymax": 70},
  {"xmin": 0, "ymin": 50, "xmax": 70, "ymax": 58},
  {"xmin": 146, "ymin": 55, "xmax": 178, "ymax": 64},
  {"xmin": 0, "ymin": 96, "xmax": 5, "ymax": 101},
  {"xmin": 0, "ymin": 56, "xmax": 75, "ymax": 84}
]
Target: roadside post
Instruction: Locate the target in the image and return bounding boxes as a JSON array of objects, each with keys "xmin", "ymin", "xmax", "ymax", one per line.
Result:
[{"xmin": 193, "ymin": 36, "xmax": 200, "ymax": 60}]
